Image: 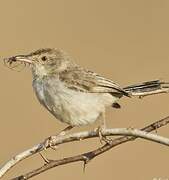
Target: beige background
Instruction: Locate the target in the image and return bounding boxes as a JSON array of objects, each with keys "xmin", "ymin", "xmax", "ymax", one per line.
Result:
[{"xmin": 0, "ymin": 0, "xmax": 169, "ymax": 179}]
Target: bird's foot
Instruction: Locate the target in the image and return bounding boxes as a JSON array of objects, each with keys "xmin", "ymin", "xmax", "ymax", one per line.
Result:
[
  {"xmin": 43, "ymin": 126, "xmax": 74, "ymax": 150},
  {"xmin": 95, "ymin": 126, "xmax": 112, "ymax": 145},
  {"xmin": 43, "ymin": 135, "xmax": 59, "ymax": 150}
]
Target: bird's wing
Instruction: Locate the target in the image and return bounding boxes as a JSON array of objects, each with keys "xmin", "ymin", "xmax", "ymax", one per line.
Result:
[{"xmin": 59, "ymin": 66, "xmax": 129, "ymax": 97}]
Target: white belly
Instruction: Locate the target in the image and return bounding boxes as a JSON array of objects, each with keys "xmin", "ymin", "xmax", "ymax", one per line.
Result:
[{"xmin": 33, "ymin": 78, "xmax": 117, "ymax": 126}]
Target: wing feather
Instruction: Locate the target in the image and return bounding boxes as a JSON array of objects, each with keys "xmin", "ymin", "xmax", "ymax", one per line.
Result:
[{"xmin": 59, "ymin": 66, "xmax": 129, "ymax": 96}]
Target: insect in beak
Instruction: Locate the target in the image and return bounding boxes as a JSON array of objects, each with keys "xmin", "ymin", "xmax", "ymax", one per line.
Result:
[
  {"xmin": 3, "ymin": 55, "xmax": 32, "ymax": 71},
  {"xmin": 6, "ymin": 55, "xmax": 32, "ymax": 64}
]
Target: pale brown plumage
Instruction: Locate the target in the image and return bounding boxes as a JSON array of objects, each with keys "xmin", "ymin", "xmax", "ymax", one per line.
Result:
[{"xmin": 4, "ymin": 48, "xmax": 169, "ymax": 128}]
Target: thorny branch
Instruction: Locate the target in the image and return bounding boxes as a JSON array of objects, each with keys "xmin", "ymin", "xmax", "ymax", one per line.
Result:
[{"xmin": 0, "ymin": 116, "xmax": 169, "ymax": 179}]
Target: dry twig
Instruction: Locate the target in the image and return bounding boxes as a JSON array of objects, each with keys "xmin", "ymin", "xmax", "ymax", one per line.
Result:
[{"xmin": 0, "ymin": 116, "xmax": 169, "ymax": 179}]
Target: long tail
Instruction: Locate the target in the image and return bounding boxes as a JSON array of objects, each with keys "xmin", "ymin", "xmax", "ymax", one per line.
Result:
[{"xmin": 123, "ymin": 80, "xmax": 169, "ymax": 97}]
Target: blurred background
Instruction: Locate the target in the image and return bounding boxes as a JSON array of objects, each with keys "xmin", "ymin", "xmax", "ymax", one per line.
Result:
[{"xmin": 0, "ymin": 0, "xmax": 169, "ymax": 179}]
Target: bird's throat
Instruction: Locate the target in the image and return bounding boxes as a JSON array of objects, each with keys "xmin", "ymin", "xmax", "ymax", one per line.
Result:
[{"xmin": 32, "ymin": 65, "xmax": 48, "ymax": 79}]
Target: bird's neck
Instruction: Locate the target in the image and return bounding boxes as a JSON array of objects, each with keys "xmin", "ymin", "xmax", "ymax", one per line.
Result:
[{"xmin": 31, "ymin": 64, "xmax": 47, "ymax": 78}]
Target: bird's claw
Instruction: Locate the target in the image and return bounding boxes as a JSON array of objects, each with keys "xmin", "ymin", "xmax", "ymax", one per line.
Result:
[
  {"xmin": 96, "ymin": 126, "xmax": 112, "ymax": 145},
  {"xmin": 43, "ymin": 136, "xmax": 59, "ymax": 150}
]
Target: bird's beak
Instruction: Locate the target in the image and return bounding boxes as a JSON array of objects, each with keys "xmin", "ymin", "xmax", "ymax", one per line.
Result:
[
  {"xmin": 4, "ymin": 55, "xmax": 32, "ymax": 65},
  {"xmin": 13, "ymin": 55, "xmax": 32, "ymax": 64}
]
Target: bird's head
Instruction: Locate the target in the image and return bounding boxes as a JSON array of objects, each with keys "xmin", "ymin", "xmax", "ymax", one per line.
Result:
[{"xmin": 4, "ymin": 48, "xmax": 74, "ymax": 78}]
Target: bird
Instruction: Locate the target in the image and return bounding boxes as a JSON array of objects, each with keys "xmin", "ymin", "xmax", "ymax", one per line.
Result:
[{"xmin": 4, "ymin": 48, "xmax": 169, "ymax": 141}]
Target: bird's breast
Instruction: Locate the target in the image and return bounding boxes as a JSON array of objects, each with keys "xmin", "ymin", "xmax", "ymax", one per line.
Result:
[
  {"xmin": 32, "ymin": 77, "xmax": 116, "ymax": 126},
  {"xmin": 32, "ymin": 78, "xmax": 49, "ymax": 110}
]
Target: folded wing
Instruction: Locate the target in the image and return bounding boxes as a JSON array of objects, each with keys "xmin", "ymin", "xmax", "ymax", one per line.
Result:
[{"xmin": 59, "ymin": 66, "xmax": 129, "ymax": 97}]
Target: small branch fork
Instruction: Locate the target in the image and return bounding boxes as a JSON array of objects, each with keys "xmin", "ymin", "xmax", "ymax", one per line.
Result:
[{"xmin": 0, "ymin": 116, "xmax": 169, "ymax": 179}]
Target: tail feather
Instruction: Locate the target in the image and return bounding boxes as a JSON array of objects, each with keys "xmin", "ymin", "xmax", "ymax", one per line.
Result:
[{"xmin": 123, "ymin": 80, "xmax": 169, "ymax": 97}]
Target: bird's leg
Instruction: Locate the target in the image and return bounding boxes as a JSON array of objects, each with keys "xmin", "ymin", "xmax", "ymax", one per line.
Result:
[
  {"xmin": 44, "ymin": 125, "xmax": 74, "ymax": 150},
  {"xmin": 97, "ymin": 112, "xmax": 112, "ymax": 145},
  {"xmin": 40, "ymin": 126, "xmax": 74, "ymax": 163},
  {"xmin": 58, "ymin": 125, "xmax": 74, "ymax": 136}
]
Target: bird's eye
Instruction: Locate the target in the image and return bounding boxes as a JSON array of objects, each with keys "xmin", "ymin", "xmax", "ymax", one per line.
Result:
[{"xmin": 41, "ymin": 56, "xmax": 47, "ymax": 61}]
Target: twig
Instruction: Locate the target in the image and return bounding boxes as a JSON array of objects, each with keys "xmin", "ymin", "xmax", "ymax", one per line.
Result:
[{"xmin": 0, "ymin": 116, "xmax": 168, "ymax": 179}]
